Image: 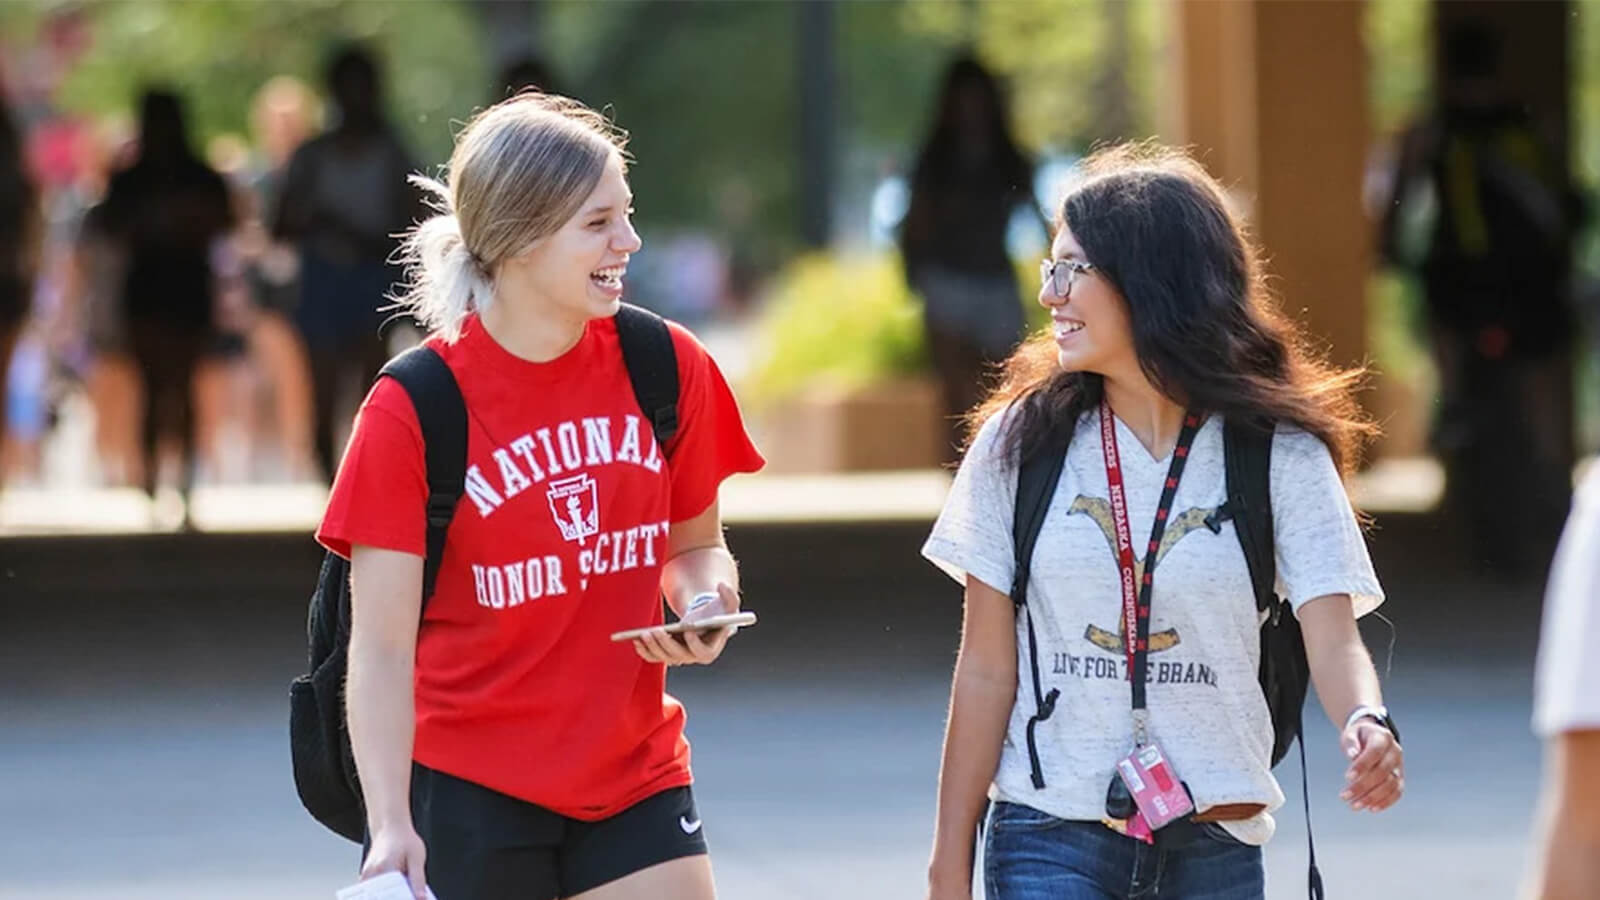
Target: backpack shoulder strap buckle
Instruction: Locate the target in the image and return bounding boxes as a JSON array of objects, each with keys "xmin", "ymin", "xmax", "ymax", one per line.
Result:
[
  {"xmin": 425, "ymin": 493, "xmax": 457, "ymax": 528},
  {"xmin": 1203, "ymin": 500, "xmax": 1236, "ymax": 534}
]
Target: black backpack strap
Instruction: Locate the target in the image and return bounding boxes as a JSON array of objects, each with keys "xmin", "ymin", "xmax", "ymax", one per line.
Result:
[
  {"xmin": 380, "ymin": 346, "xmax": 467, "ymax": 605},
  {"xmin": 614, "ymin": 303, "xmax": 680, "ymax": 451},
  {"xmin": 1222, "ymin": 419, "xmax": 1277, "ymax": 616},
  {"xmin": 1223, "ymin": 419, "xmax": 1324, "ymax": 900},
  {"xmin": 1011, "ymin": 436, "xmax": 1069, "ymax": 789}
]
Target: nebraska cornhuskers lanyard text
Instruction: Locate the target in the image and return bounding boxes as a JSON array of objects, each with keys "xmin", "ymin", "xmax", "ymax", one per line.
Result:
[{"xmin": 1098, "ymin": 397, "xmax": 1204, "ymax": 744}]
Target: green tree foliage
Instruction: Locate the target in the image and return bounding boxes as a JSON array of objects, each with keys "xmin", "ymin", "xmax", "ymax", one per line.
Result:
[
  {"xmin": 1366, "ymin": 0, "xmax": 1431, "ymax": 138},
  {"xmin": 541, "ymin": 0, "xmax": 1161, "ymax": 251},
  {"xmin": 9, "ymin": 0, "xmax": 1165, "ymax": 250},
  {"xmin": 16, "ymin": 1, "xmax": 487, "ymax": 165},
  {"xmin": 545, "ymin": 0, "xmax": 800, "ymax": 259},
  {"xmin": 1577, "ymin": 1, "xmax": 1600, "ymax": 206},
  {"xmin": 890, "ymin": 0, "xmax": 1163, "ymax": 153}
]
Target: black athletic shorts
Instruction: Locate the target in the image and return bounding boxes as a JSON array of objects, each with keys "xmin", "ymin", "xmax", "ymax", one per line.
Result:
[{"xmin": 400, "ymin": 762, "xmax": 709, "ymax": 900}]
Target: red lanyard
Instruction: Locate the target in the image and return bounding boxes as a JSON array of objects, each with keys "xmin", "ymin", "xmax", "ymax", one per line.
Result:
[{"xmin": 1099, "ymin": 398, "xmax": 1203, "ymax": 732}]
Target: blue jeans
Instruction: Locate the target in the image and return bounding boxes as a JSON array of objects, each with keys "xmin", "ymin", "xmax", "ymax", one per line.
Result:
[{"xmin": 983, "ymin": 802, "xmax": 1264, "ymax": 900}]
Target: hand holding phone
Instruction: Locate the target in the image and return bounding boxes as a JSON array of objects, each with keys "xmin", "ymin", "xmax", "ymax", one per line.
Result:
[
  {"xmin": 609, "ymin": 612, "xmax": 758, "ymax": 643},
  {"xmin": 614, "ymin": 583, "xmax": 750, "ymax": 666}
]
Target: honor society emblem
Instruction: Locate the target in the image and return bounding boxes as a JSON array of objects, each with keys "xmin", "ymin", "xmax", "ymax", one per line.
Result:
[{"xmin": 548, "ymin": 474, "xmax": 600, "ymax": 545}]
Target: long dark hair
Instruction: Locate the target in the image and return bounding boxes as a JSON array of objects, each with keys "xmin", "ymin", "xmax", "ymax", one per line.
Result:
[{"xmin": 973, "ymin": 142, "xmax": 1374, "ymax": 478}]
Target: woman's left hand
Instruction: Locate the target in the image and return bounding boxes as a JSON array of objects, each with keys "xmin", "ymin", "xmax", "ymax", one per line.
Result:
[
  {"xmin": 631, "ymin": 583, "xmax": 742, "ymax": 667},
  {"xmin": 1339, "ymin": 720, "xmax": 1403, "ymax": 812}
]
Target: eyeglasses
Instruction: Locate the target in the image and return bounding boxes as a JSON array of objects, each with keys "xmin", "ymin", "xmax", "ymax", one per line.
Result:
[{"xmin": 1040, "ymin": 258, "xmax": 1096, "ymax": 299}]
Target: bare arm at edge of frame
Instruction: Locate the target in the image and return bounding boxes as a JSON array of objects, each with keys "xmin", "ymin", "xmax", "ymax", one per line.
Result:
[
  {"xmin": 927, "ymin": 575, "xmax": 1018, "ymax": 899},
  {"xmin": 1526, "ymin": 730, "xmax": 1600, "ymax": 900},
  {"xmin": 347, "ymin": 545, "xmax": 429, "ymax": 897}
]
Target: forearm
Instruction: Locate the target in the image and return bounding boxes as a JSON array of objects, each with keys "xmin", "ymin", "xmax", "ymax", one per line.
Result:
[
  {"xmin": 1530, "ymin": 804, "xmax": 1600, "ymax": 900},
  {"xmin": 1305, "ymin": 629, "xmax": 1384, "ymax": 732},
  {"xmin": 1299, "ymin": 596, "xmax": 1385, "ymax": 731},
  {"xmin": 1528, "ymin": 732, "xmax": 1600, "ymax": 899},
  {"xmin": 347, "ymin": 635, "xmax": 417, "ymax": 832},
  {"xmin": 659, "ymin": 543, "xmax": 739, "ymax": 618},
  {"xmin": 929, "ymin": 663, "xmax": 1016, "ymax": 884}
]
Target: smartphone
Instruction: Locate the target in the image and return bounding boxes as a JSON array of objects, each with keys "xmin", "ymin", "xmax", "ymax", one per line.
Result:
[{"xmin": 609, "ymin": 612, "xmax": 758, "ymax": 643}]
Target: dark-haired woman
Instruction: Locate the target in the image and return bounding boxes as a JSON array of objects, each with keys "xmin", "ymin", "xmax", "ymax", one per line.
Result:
[
  {"xmin": 922, "ymin": 145, "xmax": 1403, "ymax": 900},
  {"xmin": 900, "ymin": 56, "xmax": 1037, "ymax": 464}
]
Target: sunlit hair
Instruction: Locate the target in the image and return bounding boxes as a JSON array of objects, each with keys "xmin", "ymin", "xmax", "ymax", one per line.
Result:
[
  {"xmin": 392, "ymin": 92, "xmax": 628, "ymax": 341},
  {"xmin": 971, "ymin": 141, "xmax": 1376, "ymax": 478}
]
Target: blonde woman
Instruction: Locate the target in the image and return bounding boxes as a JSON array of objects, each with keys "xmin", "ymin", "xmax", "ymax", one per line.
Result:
[{"xmin": 317, "ymin": 93, "xmax": 764, "ymax": 900}]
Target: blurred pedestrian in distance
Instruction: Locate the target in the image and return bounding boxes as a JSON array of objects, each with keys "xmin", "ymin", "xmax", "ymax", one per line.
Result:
[
  {"xmin": 900, "ymin": 56, "xmax": 1037, "ymax": 465},
  {"xmin": 194, "ymin": 134, "xmax": 262, "ymax": 485},
  {"xmin": 1378, "ymin": 20, "xmax": 1586, "ymax": 577},
  {"xmin": 1526, "ymin": 465, "xmax": 1600, "ymax": 898},
  {"xmin": 58, "ymin": 118, "xmax": 142, "ymax": 489},
  {"xmin": 99, "ymin": 88, "xmax": 234, "ymax": 523},
  {"xmin": 274, "ymin": 43, "xmax": 422, "ymax": 482},
  {"xmin": 232, "ymin": 75, "xmax": 320, "ymax": 480},
  {"xmin": 0, "ymin": 84, "xmax": 41, "ymax": 479}
]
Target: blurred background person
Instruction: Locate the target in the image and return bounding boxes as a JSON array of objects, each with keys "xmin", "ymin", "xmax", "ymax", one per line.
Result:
[
  {"xmin": 1526, "ymin": 465, "xmax": 1600, "ymax": 899},
  {"xmin": 273, "ymin": 43, "xmax": 421, "ymax": 483},
  {"xmin": 1379, "ymin": 20, "xmax": 1587, "ymax": 577},
  {"xmin": 899, "ymin": 56, "xmax": 1038, "ymax": 466},
  {"xmin": 0, "ymin": 83, "xmax": 41, "ymax": 485},
  {"xmin": 99, "ymin": 88, "xmax": 234, "ymax": 524},
  {"xmin": 192, "ymin": 133, "xmax": 261, "ymax": 485},
  {"xmin": 236, "ymin": 75, "xmax": 319, "ymax": 481},
  {"xmin": 61, "ymin": 120, "xmax": 142, "ymax": 489}
]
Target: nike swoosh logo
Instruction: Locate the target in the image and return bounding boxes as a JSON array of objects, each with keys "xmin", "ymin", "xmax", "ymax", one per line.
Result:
[{"xmin": 679, "ymin": 815, "xmax": 703, "ymax": 835}]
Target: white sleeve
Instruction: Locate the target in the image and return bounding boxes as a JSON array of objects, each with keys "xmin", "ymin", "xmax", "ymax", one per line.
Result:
[
  {"xmin": 921, "ymin": 412, "xmax": 1018, "ymax": 597},
  {"xmin": 1533, "ymin": 468, "xmax": 1600, "ymax": 736},
  {"xmin": 1268, "ymin": 428, "xmax": 1385, "ymax": 617}
]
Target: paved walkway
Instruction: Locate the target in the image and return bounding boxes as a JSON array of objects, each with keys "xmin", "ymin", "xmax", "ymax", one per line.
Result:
[{"xmin": 0, "ymin": 517, "xmax": 1550, "ymax": 900}]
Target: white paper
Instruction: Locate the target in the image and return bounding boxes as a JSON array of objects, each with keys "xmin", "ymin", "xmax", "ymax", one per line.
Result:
[{"xmin": 336, "ymin": 871, "xmax": 438, "ymax": 900}]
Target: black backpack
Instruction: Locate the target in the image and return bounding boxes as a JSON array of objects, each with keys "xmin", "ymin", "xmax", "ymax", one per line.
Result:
[
  {"xmin": 289, "ymin": 303, "xmax": 681, "ymax": 843},
  {"xmin": 1011, "ymin": 418, "xmax": 1323, "ymax": 898}
]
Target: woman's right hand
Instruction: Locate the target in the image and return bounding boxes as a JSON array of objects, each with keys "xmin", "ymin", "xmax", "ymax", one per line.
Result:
[{"xmin": 361, "ymin": 822, "xmax": 429, "ymax": 900}]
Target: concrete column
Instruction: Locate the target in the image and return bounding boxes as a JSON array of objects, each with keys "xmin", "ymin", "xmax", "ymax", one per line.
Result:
[{"xmin": 1165, "ymin": 0, "xmax": 1371, "ymax": 374}]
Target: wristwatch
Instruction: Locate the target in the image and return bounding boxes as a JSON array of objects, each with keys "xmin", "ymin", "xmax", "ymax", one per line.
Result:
[{"xmin": 1344, "ymin": 704, "xmax": 1401, "ymax": 745}]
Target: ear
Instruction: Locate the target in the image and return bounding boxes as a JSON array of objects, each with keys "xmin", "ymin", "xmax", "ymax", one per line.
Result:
[{"xmin": 503, "ymin": 236, "xmax": 548, "ymax": 269}]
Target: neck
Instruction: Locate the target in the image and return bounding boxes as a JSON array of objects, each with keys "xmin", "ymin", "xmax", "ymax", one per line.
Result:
[
  {"xmin": 479, "ymin": 282, "xmax": 587, "ymax": 363},
  {"xmin": 1102, "ymin": 371, "xmax": 1187, "ymax": 459}
]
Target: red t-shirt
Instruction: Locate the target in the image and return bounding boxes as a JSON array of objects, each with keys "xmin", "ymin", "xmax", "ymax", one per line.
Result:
[{"xmin": 317, "ymin": 312, "xmax": 764, "ymax": 820}]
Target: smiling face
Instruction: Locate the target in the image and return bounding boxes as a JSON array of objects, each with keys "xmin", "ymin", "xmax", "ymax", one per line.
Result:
[
  {"xmin": 498, "ymin": 153, "xmax": 641, "ymax": 324},
  {"xmin": 1039, "ymin": 224, "xmax": 1137, "ymax": 378}
]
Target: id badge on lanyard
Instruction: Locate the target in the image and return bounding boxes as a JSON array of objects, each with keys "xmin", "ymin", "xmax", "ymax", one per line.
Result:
[{"xmin": 1099, "ymin": 399, "xmax": 1202, "ymax": 839}]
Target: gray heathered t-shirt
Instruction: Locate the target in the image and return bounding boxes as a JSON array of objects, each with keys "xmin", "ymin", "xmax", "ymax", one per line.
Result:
[{"xmin": 922, "ymin": 407, "xmax": 1384, "ymax": 845}]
